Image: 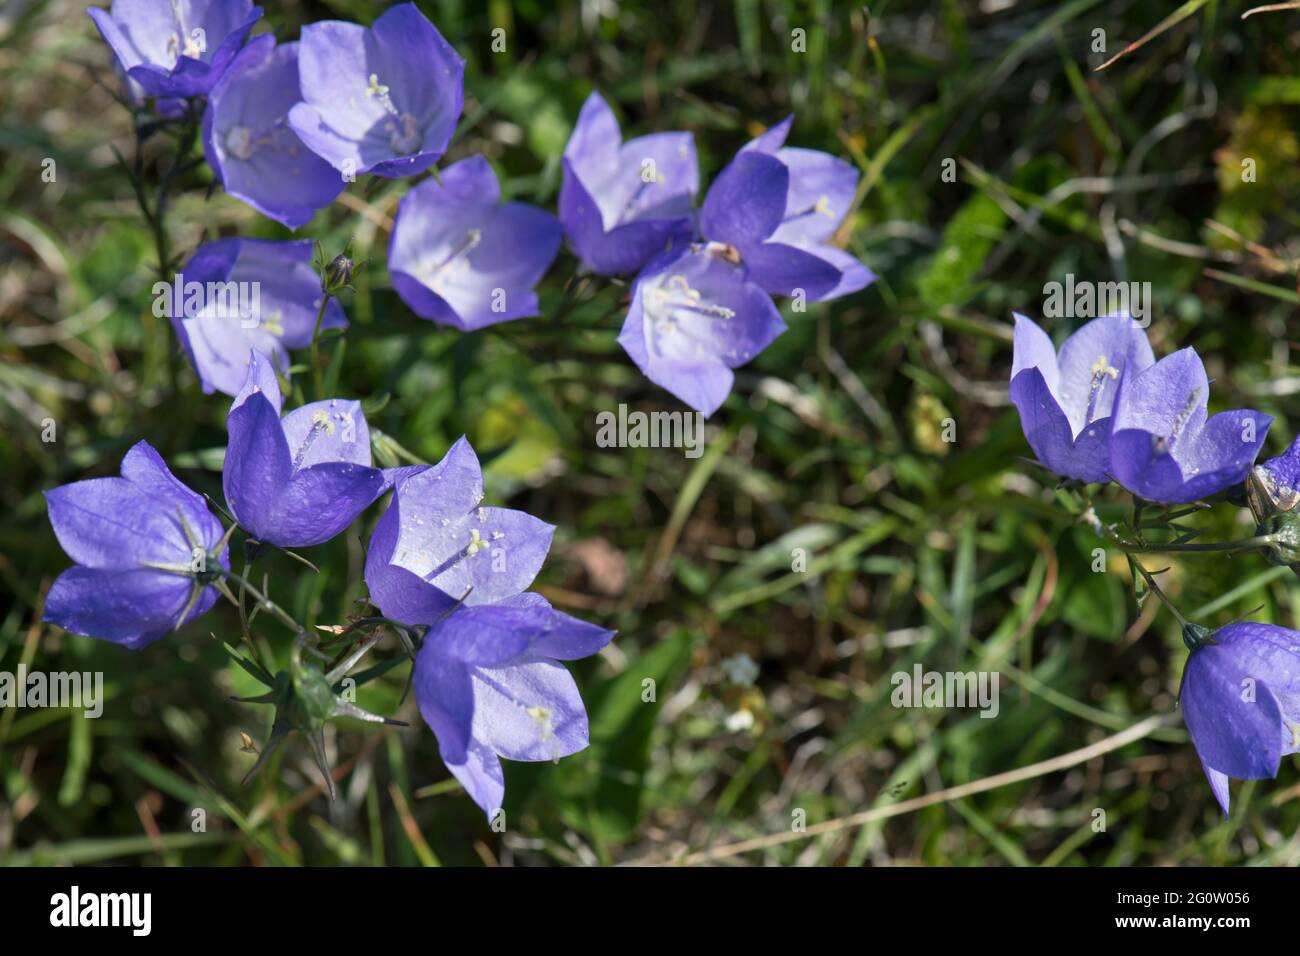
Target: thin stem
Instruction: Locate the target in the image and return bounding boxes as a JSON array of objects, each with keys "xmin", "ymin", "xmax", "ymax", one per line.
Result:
[
  {"xmin": 1129, "ymin": 556, "xmax": 1190, "ymax": 629},
  {"xmin": 1074, "ymin": 488, "xmax": 1276, "ymax": 557},
  {"xmin": 150, "ymin": 105, "xmax": 201, "ymax": 283},
  {"xmin": 224, "ymin": 570, "xmax": 306, "ymax": 636},
  {"xmin": 122, "ymin": 103, "xmax": 199, "ymax": 395},
  {"xmin": 234, "ymin": 560, "xmax": 257, "ymax": 661},
  {"xmin": 214, "ymin": 578, "xmax": 270, "ymax": 674},
  {"xmin": 310, "ymin": 292, "xmax": 333, "ymax": 400},
  {"xmin": 1121, "ymin": 534, "xmax": 1278, "ymax": 555}
]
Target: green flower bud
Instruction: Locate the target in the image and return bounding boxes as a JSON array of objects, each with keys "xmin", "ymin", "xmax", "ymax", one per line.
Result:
[
  {"xmin": 322, "ymin": 253, "xmax": 354, "ymax": 294},
  {"xmin": 1257, "ymin": 512, "xmax": 1300, "ymax": 567}
]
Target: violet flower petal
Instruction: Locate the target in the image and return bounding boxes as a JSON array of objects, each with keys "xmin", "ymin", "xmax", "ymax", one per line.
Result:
[{"xmin": 203, "ymin": 36, "xmax": 344, "ymax": 229}]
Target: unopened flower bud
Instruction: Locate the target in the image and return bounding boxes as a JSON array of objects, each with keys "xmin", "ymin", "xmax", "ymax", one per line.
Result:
[
  {"xmin": 322, "ymin": 253, "xmax": 354, "ymax": 294},
  {"xmin": 1257, "ymin": 512, "xmax": 1300, "ymax": 567}
]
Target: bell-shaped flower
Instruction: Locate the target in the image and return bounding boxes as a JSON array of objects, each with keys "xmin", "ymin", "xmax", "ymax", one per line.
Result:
[
  {"xmin": 88, "ymin": 0, "xmax": 262, "ymax": 100},
  {"xmin": 617, "ymin": 242, "xmax": 785, "ymax": 417},
  {"xmin": 43, "ymin": 441, "xmax": 229, "ymax": 648},
  {"xmin": 558, "ymin": 92, "xmax": 698, "ymax": 276},
  {"xmin": 287, "ymin": 3, "xmax": 464, "ymax": 179},
  {"xmin": 1109, "ymin": 347, "xmax": 1271, "ymax": 504},
  {"xmin": 168, "ymin": 238, "xmax": 346, "ymax": 397},
  {"xmin": 222, "ymin": 352, "xmax": 387, "ymax": 548},
  {"xmin": 364, "ymin": 437, "xmax": 555, "ymax": 617},
  {"xmin": 362, "ymin": 443, "xmax": 612, "ymax": 816},
  {"xmin": 202, "ymin": 35, "xmax": 345, "ymax": 229},
  {"xmin": 740, "ymin": 115, "xmax": 875, "ymax": 300},
  {"xmin": 698, "ymin": 150, "xmax": 842, "ymax": 300},
  {"xmin": 1180, "ymin": 622, "xmax": 1300, "ymax": 815},
  {"xmin": 388, "ymin": 156, "xmax": 561, "ymax": 331},
  {"xmin": 1009, "ymin": 312, "xmax": 1155, "ymax": 484},
  {"xmin": 409, "ymin": 593, "xmax": 615, "ymax": 817}
]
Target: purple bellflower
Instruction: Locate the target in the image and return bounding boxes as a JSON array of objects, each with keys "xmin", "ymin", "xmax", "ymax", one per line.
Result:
[
  {"xmin": 1180, "ymin": 622, "xmax": 1300, "ymax": 816},
  {"xmin": 1109, "ymin": 347, "xmax": 1271, "ymax": 504},
  {"xmin": 409, "ymin": 594, "xmax": 615, "ymax": 817},
  {"xmin": 363, "ymin": 439, "xmax": 613, "ymax": 815},
  {"xmin": 617, "ymin": 242, "xmax": 785, "ymax": 417},
  {"xmin": 741, "ymin": 116, "xmax": 876, "ymax": 301},
  {"xmin": 89, "ymin": 0, "xmax": 262, "ymax": 100},
  {"xmin": 697, "ymin": 150, "xmax": 841, "ymax": 301},
  {"xmin": 287, "ymin": 3, "xmax": 464, "ymax": 179},
  {"xmin": 167, "ymin": 238, "xmax": 346, "ymax": 397},
  {"xmin": 388, "ymin": 156, "xmax": 562, "ymax": 331},
  {"xmin": 1009, "ymin": 312, "xmax": 1155, "ymax": 485},
  {"xmin": 559, "ymin": 92, "xmax": 698, "ymax": 277},
  {"xmin": 223, "ymin": 351, "xmax": 387, "ymax": 548},
  {"xmin": 364, "ymin": 437, "xmax": 556, "ymax": 617},
  {"xmin": 44, "ymin": 441, "xmax": 230, "ymax": 648},
  {"xmin": 202, "ymin": 35, "xmax": 344, "ymax": 229}
]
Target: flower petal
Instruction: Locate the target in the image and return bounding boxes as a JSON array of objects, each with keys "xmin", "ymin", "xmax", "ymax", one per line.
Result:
[
  {"xmin": 385, "ymin": 439, "xmax": 555, "ymax": 604},
  {"xmin": 1181, "ymin": 643, "xmax": 1284, "ymax": 780},
  {"xmin": 120, "ymin": 440, "xmax": 224, "ymax": 552},
  {"xmin": 700, "ymin": 151, "xmax": 788, "ymax": 248},
  {"xmin": 469, "ymin": 659, "xmax": 590, "ymax": 762},
  {"xmin": 1009, "ymin": 366, "xmax": 1111, "ymax": 484},
  {"xmin": 497, "ymin": 593, "xmax": 616, "ymax": 660},
  {"xmin": 205, "ymin": 38, "xmax": 344, "ymax": 229},
  {"xmin": 799, "ymin": 243, "xmax": 876, "ymax": 302},
  {"xmin": 280, "ymin": 399, "xmax": 372, "ymax": 470},
  {"xmin": 45, "ymin": 477, "xmax": 187, "ymax": 570},
  {"xmin": 1200, "ymin": 760, "xmax": 1231, "ymax": 817},
  {"xmin": 1055, "ymin": 314, "xmax": 1155, "ymax": 434},
  {"xmin": 741, "ymin": 241, "xmax": 840, "ymax": 299},
  {"xmin": 45, "ymin": 566, "xmax": 208, "ymax": 649},
  {"xmin": 223, "ymin": 390, "xmax": 294, "ymax": 541},
  {"xmin": 264, "ymin": 461, "xmax": 385, "ymax": 547},
  {"xmin": 767, "ymin": 145, "xmax": 858, "ymax": 245},
  {"xmin": 363, "ymin": 495, "xmax": 457, "ymax": 624}
]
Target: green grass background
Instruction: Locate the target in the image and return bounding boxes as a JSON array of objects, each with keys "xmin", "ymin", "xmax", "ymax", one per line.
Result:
[{"xmin": 2, "ymin": 0, "xmax": 1300, "ymax": 865}]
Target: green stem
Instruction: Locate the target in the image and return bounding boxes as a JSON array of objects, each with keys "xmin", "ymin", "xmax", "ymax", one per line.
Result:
[
  {"xmin": 150, "ymin": 105, "xmax": 201, "ymax": 283},
  {"xmin": 214, "ymin": 578, "xmax": 270, "ymax": 675},
  {"xmin": 224, "ymin": 570, "xmax": 305, "ymax": 636},
  {"xmin": 1128, "ymin": 556, "xmax": 1190, "ymax": 628},
  {"xmin": 128, "ymin": 104, "xmax": 199, "ymax": 395},
  {"xmin": 1120, "ymin": 534, "xmax": 1278, "ymax": 555},
  {"xmin": 310, "ymin": 292, "xmax": 333, "ymax": 400}
]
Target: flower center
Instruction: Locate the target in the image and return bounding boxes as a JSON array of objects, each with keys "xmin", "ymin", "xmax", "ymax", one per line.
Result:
[
  {"xmin": 1084, "ymin": 354, "xmax": 1119, "ymax": 423},
  {"xmin": 259, "ymin": 309, "xmax": 284, "ymax": 337},
  {"xmin": 1153, "ymin": 387, "xmax": 1202, "ymax": 455},
  {"xmin": 291, "ymin": 411, "xmax": 336, "ymax": 470},
  {"xmin": 385, "ymin": 113, "xmax": 422, "ymax": 154},
  {"xmin": 222, "ymin": 120, "xmax": 297, "ymax": 163},
  {"xmin": 645, "ymin": 272, "xmax": 735, "ymax": 338},
  {"xmin": 526, "ymin": 705, "xmax": 554, "ymax": 742},
  {"xmin": 364, "ymin": 73, "xmax": 422, "ymax": 155},
  {"xmin": 471, "ymin": 670, "xmax": 560, "ymax": 754},
  {"xmin": 224, "ymin": 125, "xmax": 255, "ymax": 161},
  {"xmin": 422, "ymin": 229, "xmax": 482, "ymax": 293},
  {"xmin": 616, "ymin": 169, "xmax": 669, "ymax": 224},
  {"xmin": 784, "ymin": 194, "xmax": 837, "ymax": 226}
]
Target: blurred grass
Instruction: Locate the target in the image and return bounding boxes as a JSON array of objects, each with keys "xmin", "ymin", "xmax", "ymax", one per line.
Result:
[{"xmin": 2, "ymin": 0, "xmax": 1300, "ymax": 866}]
